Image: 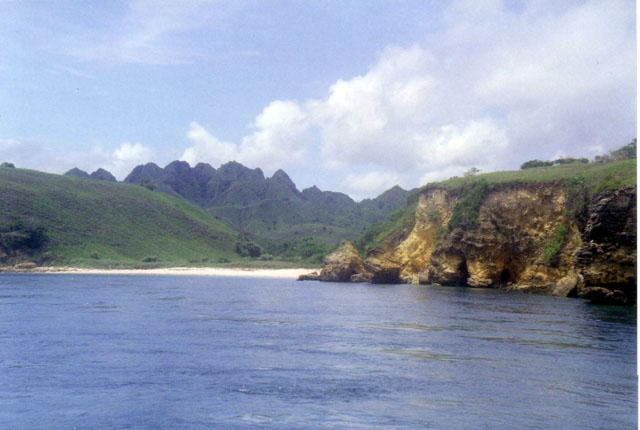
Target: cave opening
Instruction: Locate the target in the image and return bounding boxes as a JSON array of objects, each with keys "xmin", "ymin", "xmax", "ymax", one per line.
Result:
[
  {"xmin": 459, "ymin": 259, "xmax": 469, "ymax": 285},
  {"xmin": 500, "ymin": 268, "xmax": 512, "ymax": 283}
]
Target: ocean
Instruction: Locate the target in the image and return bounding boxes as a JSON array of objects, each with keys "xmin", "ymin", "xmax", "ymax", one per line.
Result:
[{"xmin": 0, "ymin": 274, "xmax": 636, "ymax": 429}]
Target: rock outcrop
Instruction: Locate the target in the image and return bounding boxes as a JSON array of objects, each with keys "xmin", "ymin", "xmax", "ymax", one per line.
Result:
[
  {"xmin": 575, "ymin": 186, "xmax": 636, "ymax": 304},
  {"xmin": 316, "ymin": 241, "xmax": 367, "ymax": 282},
  {"xmin": 308, "ymin": 182, "xmax": 637, "ymax": 305},
  {"xmin": 298, "ymin": 241, "xmax": 405, "ymax": 283}
]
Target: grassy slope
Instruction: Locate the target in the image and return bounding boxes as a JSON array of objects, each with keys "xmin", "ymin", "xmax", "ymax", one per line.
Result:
[
  {"xmin": 434, "ymin": 159, "xmax": 636, "ymax": 191},
  {"xmin": 0, "ymin": 168, "xmax": 242, "ymax": 267},
  {"xmin": 358, "ymin": 160, "xmax": 637, "ymax": 256}
]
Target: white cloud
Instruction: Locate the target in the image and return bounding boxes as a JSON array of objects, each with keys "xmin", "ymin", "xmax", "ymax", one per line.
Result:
[
  {"xmin": 181, "ymin": 100, "xmax": 310, "ymax": 174},
  {"xmin": 0, "ymin": 139, "xmax": 152, "ymax": 180},
  {"xmin": 182, "ymin": 121, "xmax": 239, "ymax": 166},
  {"xmin": 109, "ymin": 142, "xmax": 153, "ymax": 177},
  {"xmin": 63, "ymin": 142, "xmax": 154, "ymax": 179},
  {"xmin": 342, "ymin": 171, "xmax": 401, "ymax": 200},
  {"xmin": 239, "ymin": 100, "xmax": 310, "ymax": 170},
  {"xmin": 180, "ymin": 0, "xmax": 634, "ymax": 198}
]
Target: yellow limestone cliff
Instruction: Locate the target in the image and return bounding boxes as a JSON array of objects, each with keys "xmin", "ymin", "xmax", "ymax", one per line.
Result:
[{"xmin": 302, "ymin": 183, "xmax": 636, "ymax": 305}]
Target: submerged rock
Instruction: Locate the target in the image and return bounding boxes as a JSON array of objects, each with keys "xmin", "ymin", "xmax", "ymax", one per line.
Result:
[{"xmin": 297, "ymin": 271, "xmax": 321, "ymax": 281}]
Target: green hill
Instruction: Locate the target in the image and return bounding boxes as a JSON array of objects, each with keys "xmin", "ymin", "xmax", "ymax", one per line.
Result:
[
  {"xmin": 434, "ymin": 158, "xmax": 636, "ymax": 192},
  {"xmin": 0, "ymin": 167, "xmax": 244, "ymax": 267}
]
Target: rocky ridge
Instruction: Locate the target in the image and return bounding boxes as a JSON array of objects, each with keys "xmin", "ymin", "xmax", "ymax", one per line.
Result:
[
  {"xmin": 122, "ymin": 160, "xmax": 409, "ymax": 245},
  {"xmin": 301, "ymin": 182, "xmax": 637, "ymax": 305}
]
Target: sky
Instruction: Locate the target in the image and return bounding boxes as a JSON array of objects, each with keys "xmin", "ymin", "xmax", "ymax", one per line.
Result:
[{"xmin": 0, "ymin": 0, "xmax": 636, "ymax": 200}]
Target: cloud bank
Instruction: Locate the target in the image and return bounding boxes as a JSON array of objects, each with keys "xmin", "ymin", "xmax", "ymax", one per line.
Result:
[{"xmin": 180, "ymin": 0, "xmax": 635, "ymax": 198}]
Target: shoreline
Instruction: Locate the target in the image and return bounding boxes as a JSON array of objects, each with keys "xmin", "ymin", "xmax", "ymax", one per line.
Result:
[{"xmin": 2, "ymin": 266, "xmax": 317, "ymax": 279}]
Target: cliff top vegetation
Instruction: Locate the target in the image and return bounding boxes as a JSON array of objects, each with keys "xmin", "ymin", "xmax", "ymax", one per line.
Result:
[{"xmin": 428, "ymin": 158, "xmax": 635, "ymax": 193}]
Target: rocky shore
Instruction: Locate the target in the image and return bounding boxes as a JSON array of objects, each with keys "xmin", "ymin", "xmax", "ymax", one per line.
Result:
[{"xmin": 300, "ymin": 184, "xmax": 637, "ymax": 305}]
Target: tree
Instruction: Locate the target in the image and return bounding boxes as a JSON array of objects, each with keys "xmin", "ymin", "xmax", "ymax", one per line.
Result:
[
  {"xmin": 610, "ymin": 138, "xmax": 636, "ymax": 161},
  {"xmin": 520, "ymin": 159, "xmax": 552, "ymax": 169},
  {"xmin": 464, "ymin": 167, "xmax": 481, "ymax": 177},
  {"xmin": 551, "ymin": 157, "xmax": 589, "ymax": 166},
  {"xmin": 139, "ymin": 178, "xmax": 156, "ymax": 191}
]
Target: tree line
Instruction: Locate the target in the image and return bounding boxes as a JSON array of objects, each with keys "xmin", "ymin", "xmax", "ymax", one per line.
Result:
[{"xmin": 521, "ymin": 139, "xmax": 636, "ymax": 170}]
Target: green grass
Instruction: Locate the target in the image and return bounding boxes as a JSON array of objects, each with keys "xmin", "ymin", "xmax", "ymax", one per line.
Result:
[
  {"xmin": 0, "ymin": 168, "xmax": 242, "ymax": 266},
  {"xmin": 431, "ymin": 159, "xmax": 636, "ymax": 192},
  {"xmin": 355, "ymin": 205, "xmax": 417, "ymax": 256}
]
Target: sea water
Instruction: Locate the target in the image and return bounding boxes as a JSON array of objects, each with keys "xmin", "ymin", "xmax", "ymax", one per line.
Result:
[{"xmin": 0, "ymin": 274, "xmax": 636, "ymax": 429}]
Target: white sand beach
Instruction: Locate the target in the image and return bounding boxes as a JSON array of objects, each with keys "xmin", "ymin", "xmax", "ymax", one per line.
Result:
[{"xmin": 31, "ymin": 267, "xmax": 316, "ymax": 279}]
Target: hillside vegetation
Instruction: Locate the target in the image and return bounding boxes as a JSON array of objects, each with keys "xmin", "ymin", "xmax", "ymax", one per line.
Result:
[
  {"xmin": 357, "ymin": 158, "xmax": 636, "ymax": 257},
  {"xmin": 436, "ymin": 159, "xmax": 636, "ymax": 192},
  {"xmin": 0, "ymin": 168, "xmax": 245, "ymax": 267}
]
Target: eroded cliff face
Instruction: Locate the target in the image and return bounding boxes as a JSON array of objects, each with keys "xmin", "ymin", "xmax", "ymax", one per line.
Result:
[{"xmin": 305, "ymin": 183, "xmax": 637, "ymax": 305}]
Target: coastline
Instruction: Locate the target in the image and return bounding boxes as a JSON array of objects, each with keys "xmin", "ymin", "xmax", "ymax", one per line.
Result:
[{"xmin": 2, "ymin": 266, "xmax": 316, "ymax": 279}]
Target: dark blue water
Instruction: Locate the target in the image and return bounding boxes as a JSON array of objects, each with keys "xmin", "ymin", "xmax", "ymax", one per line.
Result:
[{"xmin": 0, "ymin": 274, "xmax": 636, "ymax": 429}]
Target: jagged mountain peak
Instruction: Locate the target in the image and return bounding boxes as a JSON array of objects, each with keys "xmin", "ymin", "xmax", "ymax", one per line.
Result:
[
  {"xmin": 269, "ymin": 169, "xmax": 297, "ymax": 189},
  {"xmin": 164, "ymin": 160, "xmax": 191, "ymax": 173},
  {"xmin": 120, "ymin": 159, "xmax": 408, "ymax": 245},
  {"xmin": 90, "ymin": 168, "xmax": 117, "ymax": 182},
  {"xmin": 194, "ymin": 162, "xmax": 216, "ymax": 175},
  {"xmin": 65, "ymin": 167, "xmax": 116, "ymax": 182},
  {"xmin": 65, "ymin": 167, "xmax": 90, "ymax": 178}
]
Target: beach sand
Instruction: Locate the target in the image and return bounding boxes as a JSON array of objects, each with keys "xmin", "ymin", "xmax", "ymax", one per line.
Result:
[{"xmin": 28, "ymin": 267, "xmax": 316, "ymax": 279}]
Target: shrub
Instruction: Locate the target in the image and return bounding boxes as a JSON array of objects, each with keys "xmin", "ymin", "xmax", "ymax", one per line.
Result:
[
  {"xmin": 139, "ymin": 178, "xmax": 156, "ymax": 191},
  {"xmin": 447, "ymin": 180, "xmax": 492, "ymax": 231},
  {"xmin": 542, "ymin": 224, "xmax": 569, "ymax": 264},
  {"xmin": 610, "ymin": 139, "xmax": 636, "ymax": 161},
  {"xmin": 235, "ymin": 239, "xmax": 261, "ymax": 257},
  {"xmin": 521, "ymin": 159, "xmax": 553, "ymax": 169},
  {"xmin": 464, "ymin": 167, "xmax": 481, "ymax": 177},
  {"xmin": 0, "ymin": 220, "xmax": 48, "ymax": 251}
]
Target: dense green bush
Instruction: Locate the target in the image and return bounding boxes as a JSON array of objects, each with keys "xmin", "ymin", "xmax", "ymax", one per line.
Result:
[
  {"xmin": 274, "ymin": 237, "xmax": 328, "ymax": 262},
  {"xmin": 235, "ymin": 238, "xmax": 262, "ymax": 257},
  {"xmin": 610, "ymin": 139, "xmax": 636, "ymax": 161},
  {"xmin": 521, "ymin": 159, "xmax": 553, "ymax": 169},
  {"xmin": 447, "ymin": 180, "xmax": 492, "ymax": 231},
  {"xmin": 0, "ymin": 220, "xmax": 49, "ymax": 251},
  {"xmin": 542, "ymin": 224, "xmax": 569, "ymax": 264},
  {"xmin": 521, "ymin": 158, "xmax": 588, "ymax": 170}
]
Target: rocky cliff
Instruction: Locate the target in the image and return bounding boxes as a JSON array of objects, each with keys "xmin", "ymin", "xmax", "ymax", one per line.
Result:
[{"xmin": 303, "ymin": 182, "xmax": 636, "ymax": 305}]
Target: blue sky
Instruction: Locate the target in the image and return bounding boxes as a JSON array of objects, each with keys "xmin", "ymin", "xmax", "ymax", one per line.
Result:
[{"xmin": 0, "ymin": 0, "xmax": 635, "ymax": 199}]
